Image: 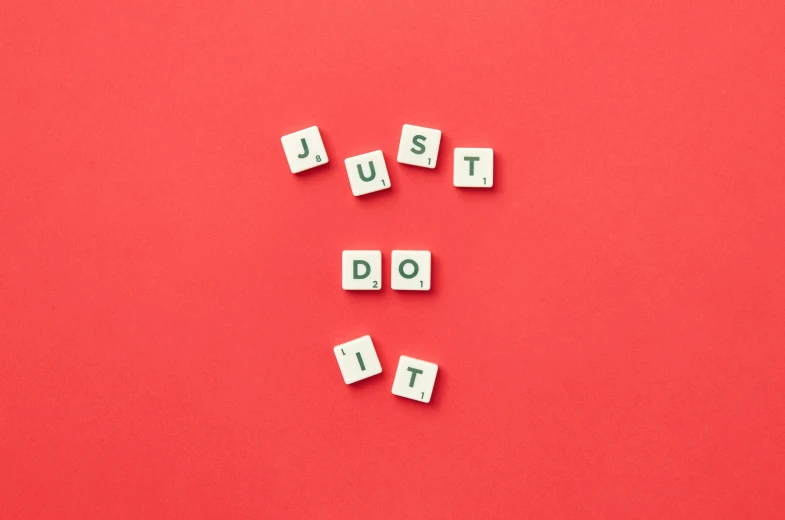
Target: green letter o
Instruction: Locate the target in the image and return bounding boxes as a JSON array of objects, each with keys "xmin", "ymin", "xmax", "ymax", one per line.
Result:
[{"xmin": 399, "ymin": 259, "xmax": 419, "ymax": 279}]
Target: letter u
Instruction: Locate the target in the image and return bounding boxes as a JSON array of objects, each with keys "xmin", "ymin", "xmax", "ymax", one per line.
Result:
[{"xmin": 357, "ymin": 162, "xmax": 376, "ymax": 182}]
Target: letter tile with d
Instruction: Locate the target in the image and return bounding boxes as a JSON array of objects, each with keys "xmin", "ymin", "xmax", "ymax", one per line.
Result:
[{"xmin": 342, "ymin": 250, "xmax": 382, "ymax": 290}]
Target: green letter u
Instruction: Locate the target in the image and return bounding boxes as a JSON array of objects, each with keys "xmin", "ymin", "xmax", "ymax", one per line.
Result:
[{"xmin": 357, "ymin": 162, "xmax": 376, "ymax": 182}]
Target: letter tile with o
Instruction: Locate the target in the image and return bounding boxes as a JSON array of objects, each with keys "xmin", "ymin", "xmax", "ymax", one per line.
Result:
[{"xmin": 391, "ymin": 250, "xmax": 431, "ymax": 291}]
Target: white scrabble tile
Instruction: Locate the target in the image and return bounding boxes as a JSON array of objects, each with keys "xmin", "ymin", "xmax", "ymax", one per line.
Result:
[
  {"xmin": 391, "ymin": 250, "xmax": 431, "ymax": 291},
  {"xmin": 342, "ymin": 250, "xmax": 382, "ymax": 290},
  {"xmin": 396, "ymin": 124, "xmax": 442, "ymax": 169},
  {"xmin": 334, "ymin": 335, "xmax": 383, "ymax": 384},
  {"xmin": 454, "ymin": 148, "xmax": 493, "ymax": 188},
  {"xmin": 344, "ymin": 150, "xmax": 391, "ymax": 196},
  {"xmin": 391, "ymin": 355, "xmax": 438, "ymax": 403},
  {"xmin": 280, "ymin": 126, "xmax": 329, "ymax": 174}
]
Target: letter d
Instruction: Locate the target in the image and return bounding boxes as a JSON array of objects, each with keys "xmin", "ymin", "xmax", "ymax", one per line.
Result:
[{"xmin": 353, "ymin": 260, "xmax": 371, "ymax": 279}]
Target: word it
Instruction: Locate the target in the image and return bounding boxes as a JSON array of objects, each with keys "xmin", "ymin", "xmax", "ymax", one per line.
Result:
[{"xmin": 333, "ymin": 335, "xmax": 438, "ymax": 403}]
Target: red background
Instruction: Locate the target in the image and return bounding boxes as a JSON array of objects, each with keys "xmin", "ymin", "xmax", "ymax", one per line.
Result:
[{"xmin": 2, "ymin": 1, "xmax": 785, "ymax": 518}]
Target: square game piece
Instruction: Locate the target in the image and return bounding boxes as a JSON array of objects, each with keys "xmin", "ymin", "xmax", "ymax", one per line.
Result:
[
  {"xmin": 334, "ymin": 335, "xmax": 383, "ymax": 384},
  {"xmin": 454, "ymin": 147, "xmax": 493, "ymax": 187},
  {"xmin": 397, "ymin": 124, "xmax": 442, "ymax": 169},
  {"xmin": 342, "ymin": 250, "xmax": 382, "ymax": 290},
  {"xmin": 391, "ymin": 250, "xmax": 431, "ymax": 291},
  {"xmin": 391, "ymin": 355, "xmax": 438, "ymax": 403},
  {"xmin": 280, "ymin": 126, "xmax": 328, "ymax": 173},
  {"xmin": 344, "ymin": 150, "xmax": 391, "ymax": 196}
]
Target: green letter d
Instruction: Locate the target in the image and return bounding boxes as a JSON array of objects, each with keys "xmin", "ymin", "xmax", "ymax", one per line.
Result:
[{"xmin": 353, "ymin": 260, "xmax": 371, "ymax": 279}]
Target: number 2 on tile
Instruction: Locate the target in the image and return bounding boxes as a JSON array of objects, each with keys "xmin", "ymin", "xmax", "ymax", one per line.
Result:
[{"xmin": 372, "ymin": 281, "xmax": 378, "ymax": 288}]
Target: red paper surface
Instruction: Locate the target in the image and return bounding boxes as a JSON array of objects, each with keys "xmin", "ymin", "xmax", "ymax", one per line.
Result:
[{"xmin": 2, "ymin": 1, "xmax": 785, "ymax": 518}]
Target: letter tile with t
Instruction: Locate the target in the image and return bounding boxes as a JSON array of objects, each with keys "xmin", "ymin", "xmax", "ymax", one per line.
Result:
[
  {"xmin": 454, "ymin": 147, "xmax": 493, "ymax": 188},
  {"xmin": 280, "ymin": 126, "xmax": 329, "ymax": 174},
  {"xmin": 391, "ymin": 250, "xmax": 431, "ymax": 291},
  {"xmin": 396, "ymin": 124, "xmax": 442, "ymax": 169},
  {"xmin": 342, "ymin": 250, "xmax": 382, "ymax": 290},
  {"xmin": 334, "ymin": 335, "xmax": 383, "ymax": 384},
  {"xmin": 344, "ymin": 150, "xmax": 391, "ymax": 196},
  {"xmin": 391, "ymin": 355, "xmax": 438, "ymax": 403}
]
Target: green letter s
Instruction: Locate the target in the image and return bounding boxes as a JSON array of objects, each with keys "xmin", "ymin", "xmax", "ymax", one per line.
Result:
[{"xmin": 410, "ymin": 135, "xmax": 426, "ymax": 155}]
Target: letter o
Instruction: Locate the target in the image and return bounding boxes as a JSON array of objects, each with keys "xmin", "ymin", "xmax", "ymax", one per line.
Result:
[{"xmin": 399, "ymin": 259, "xmax": 419, "ymax": 279}]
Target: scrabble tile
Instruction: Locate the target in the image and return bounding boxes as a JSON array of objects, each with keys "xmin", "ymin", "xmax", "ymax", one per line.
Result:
[
  {"xmin": 344, "ymin": 150, "xmax": 391, "ymax": 196},
  {"xmin": 334, "ymin": 335, "xmax": 383, "ymax": 384},
  {"xmin": 454, "ymin": 147, "xmax": 493, "ymax": 188},
  {"xmin": 391, "ymin": 250, "xmax": 431, "ymax": 291},
  {"xmin": 396, "ymin": 124, "xmax": 442, "ymax": 169},
  {"xmin": 280, "ymin": 126, "xmax": 329, "ymax": 174},
  {"xmin": 342, "ymin": 250, "xmax": 382, "ymax": 290},
  {"xmin": 391, "ymin": 355, "xmax": 438, "ymax": 403}
]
